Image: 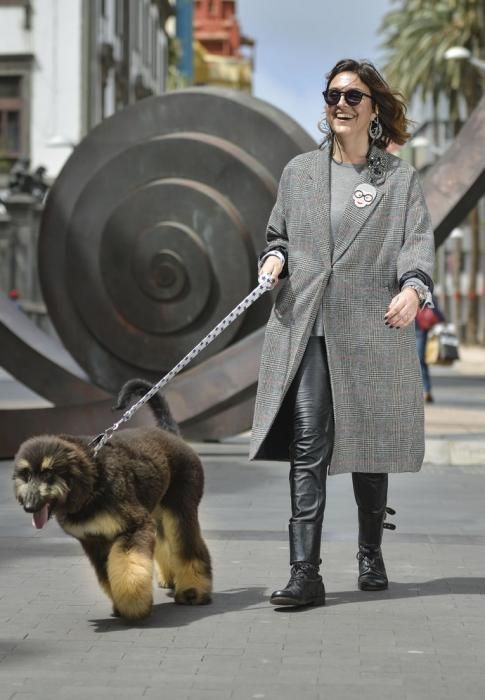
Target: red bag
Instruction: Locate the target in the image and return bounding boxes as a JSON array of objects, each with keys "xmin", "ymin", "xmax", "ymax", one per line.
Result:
[{"xmin": 416, "ymin": 306, "xmax": 442, "ymax": 331}]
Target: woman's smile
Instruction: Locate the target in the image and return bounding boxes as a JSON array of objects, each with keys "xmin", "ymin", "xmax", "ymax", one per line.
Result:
[{"xmin": 335, "ymin": 113, "xmax": 355, "ymax": 122}]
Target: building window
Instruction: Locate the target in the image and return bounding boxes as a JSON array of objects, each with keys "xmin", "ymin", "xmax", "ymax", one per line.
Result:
[
  {"xmin": 0, "ymin": 75, "xmax": 22, "ymax": 165},
  {"xmin": 131, "ymin": 0, "xmax": 140, "ymax": 51},
  {"xmin": 115, "ymin": 0, "xmax": 124, "ymax": 37},
  {"xmin": 152, "ymin": 21, "xmax": 158, "ymax": 79},
  {"xmin": 159, "ymin": 46, "xmax": 165, "ymax": 89},
  {"xmin": 143, "ymin": 3, "xmax": 149, "ymax": 63}
]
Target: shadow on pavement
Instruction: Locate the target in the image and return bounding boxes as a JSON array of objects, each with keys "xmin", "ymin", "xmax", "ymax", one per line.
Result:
[
  {"xmin": 89, "ymin": 586, "xmax": 268, "ymax": 631},
  {"xmin": 272, "ymin": 576, "xmax": 485, "ymax": 611},
  {"xmin": 89, "ymin": 576, "xmax": 485, "ymax": 626},
  {"xmin": 328, "ymin": 576, "xmax": 485, "ymax": 603}
]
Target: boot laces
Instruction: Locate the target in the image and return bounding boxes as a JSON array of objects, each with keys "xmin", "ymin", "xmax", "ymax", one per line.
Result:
[
  {"xmin": 356, "ymin": 547, "xmax": 382, "ymax": 570},
  {"xmin": 357, "ymin": 550, "xmax": 375, "ymax": 564},
  {"xmin": 290, "ymin": 562, "xmax": 318, "ymax": 580}
]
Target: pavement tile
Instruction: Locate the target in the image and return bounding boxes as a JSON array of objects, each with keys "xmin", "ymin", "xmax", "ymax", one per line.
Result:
[
  {"xmin": 57, "ymin": 688, "xmax": 147, "ymax": 700},
  {"xmin": 316, "ymin": 687, "xmax": 407, "ymax": 700},
  {"xmin": 188, "ymin": 691, "xmax": 233, "ymax": 700},
  {"xmin": 231, "ymin": 687, "xmax": 319, "ymax": 700},
  {"xmin": 144, "ymin": 690, "xmax": 191, "ymax": 700},
  {"xmin": 120, "ymin": 647, "xmax": 168, "ymax": 662},
  {"xmin": 200, "ymin": 648, "xmax": 244, "ymax": 658}
]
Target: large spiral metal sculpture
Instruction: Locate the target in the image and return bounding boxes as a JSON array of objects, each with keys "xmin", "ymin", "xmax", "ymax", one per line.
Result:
[{"xmin": 39, "ymin": 87, "xmax": 316, "ymax": 391}]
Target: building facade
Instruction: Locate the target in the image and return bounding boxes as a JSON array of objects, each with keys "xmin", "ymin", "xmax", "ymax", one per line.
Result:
[
  {"xmin": 0, "ymin": 0, "xmax": 171, "ymax": 180},
  {"xmin": 193, "ymin": 0, "xmax": 253, "ymax": 91}
]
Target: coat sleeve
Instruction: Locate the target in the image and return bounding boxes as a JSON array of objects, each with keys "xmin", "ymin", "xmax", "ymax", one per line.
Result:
[
  {"xmin": 396, "ymin": 170, "xmax": 435, "ymax": 282},
  {"xmin": 258, "ymin": 164, "xmax": 290, "ymax": 278}
]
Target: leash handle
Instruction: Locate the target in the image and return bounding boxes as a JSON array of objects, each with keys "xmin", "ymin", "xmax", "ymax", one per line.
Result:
[{"xmin": 90, "ymin": 273, "xmax": 275, "ymax": 455}]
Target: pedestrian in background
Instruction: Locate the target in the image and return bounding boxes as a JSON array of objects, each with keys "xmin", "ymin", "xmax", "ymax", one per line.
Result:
[
  {"xmin": 415, "ymin": 296, "xmax": 446, "ymax": 403},
  {"xmin": 251, "ymin": 58, "xmax": 435, "ymax": 607}
]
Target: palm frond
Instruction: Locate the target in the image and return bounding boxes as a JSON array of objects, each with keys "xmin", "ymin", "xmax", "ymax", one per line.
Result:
[{"xmin": 379, "ymin": 0, "xmax": 484, "ymax": 116}]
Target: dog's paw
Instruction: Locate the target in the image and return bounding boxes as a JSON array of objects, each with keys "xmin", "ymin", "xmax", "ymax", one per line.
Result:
[{"xmin": 174, "ymin": 588, "xmax": 212, "ymax": 605}]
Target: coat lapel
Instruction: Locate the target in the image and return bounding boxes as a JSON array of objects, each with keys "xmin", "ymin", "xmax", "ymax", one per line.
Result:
[
  {"xmin": 308, "ymin": 145, "xmax": 333, "ymax": 268},
  {"xmin": 331, "ymin": 146, "xmax": 389, "ymax": 265}
]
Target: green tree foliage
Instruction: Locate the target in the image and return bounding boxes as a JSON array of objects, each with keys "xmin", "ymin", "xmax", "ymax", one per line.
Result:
[
  {"xmin": 167, "ymin": 35, "xmax": 190, "ymax": 90},
  {"xmin": 380, "ymin": 0, "xmax": 484, "ymax": 122}
]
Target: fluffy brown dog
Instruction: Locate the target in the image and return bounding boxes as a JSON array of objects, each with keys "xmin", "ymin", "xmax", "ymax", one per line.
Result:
[{"xmin": 13, "ymin": 380, "xmax": 212, "ymax": 620}]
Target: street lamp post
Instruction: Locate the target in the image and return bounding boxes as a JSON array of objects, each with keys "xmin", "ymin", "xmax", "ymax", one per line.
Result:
[
  {"xmin": 444, "ymin": 46, "xmax": 485, "ymax": 72},
  {"xmin": 450, "ymin": 227, "xmax": 464, "ymax": 340}
]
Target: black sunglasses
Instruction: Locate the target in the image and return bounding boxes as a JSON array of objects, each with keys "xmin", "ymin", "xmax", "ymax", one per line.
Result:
[{"xmin": 323, "ymin": 88, "xmax": 372, "ymax": 106}]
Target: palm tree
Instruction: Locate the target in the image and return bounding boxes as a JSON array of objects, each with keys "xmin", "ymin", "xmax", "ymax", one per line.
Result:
[
  {"xmin": 380, "ymin": 0, "xmax": 485, "ymax": 344},
  {"xmin": 381, "ymin": 0, "xmax": 483, "ymax": 123}
]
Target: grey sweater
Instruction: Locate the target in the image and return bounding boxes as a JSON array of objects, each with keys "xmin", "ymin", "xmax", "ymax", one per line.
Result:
[{"xmin": 312, "ymin": 159, "xmax": 366, "ymax": 336}]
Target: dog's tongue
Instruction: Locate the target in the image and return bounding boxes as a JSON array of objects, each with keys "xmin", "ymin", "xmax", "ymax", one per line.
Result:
[{"xmin": 32, "ymin": 504, "xmax": 49, "ymax": 529}]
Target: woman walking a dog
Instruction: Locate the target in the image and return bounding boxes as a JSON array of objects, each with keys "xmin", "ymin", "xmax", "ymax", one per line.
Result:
[{"xmin": 250, "ymin": 58, "xmax": 435, "ymax": 607}]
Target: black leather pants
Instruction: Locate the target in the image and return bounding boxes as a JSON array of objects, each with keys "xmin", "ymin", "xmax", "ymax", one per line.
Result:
[
  {"xmin": 287, "ymin": 337, "xmax": 334, "ymax": 563},
  {"xmin": 287, "ymin": 337, "xmax": 389, "ymax": 562}
]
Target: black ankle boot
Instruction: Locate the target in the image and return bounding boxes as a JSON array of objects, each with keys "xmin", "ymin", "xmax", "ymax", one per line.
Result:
[
  {"xmin": 270, "ymin": 522, "xmax": 325, "ymax": 606},
  {"xmin": 352, "ymin": 474, "xmax": 394, "ymax": 592},
  {"xmin": 357, "ymin": 545, "xmax": 388, "ymax": 590},
  {"xmin": 270, "ymin": 562, "xmax": 326, "ymax": 606}
]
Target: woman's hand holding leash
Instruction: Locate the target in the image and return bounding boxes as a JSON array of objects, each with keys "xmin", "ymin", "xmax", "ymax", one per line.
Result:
[
  {"xmin": 259, "ymin": 255, "xmax": 284, "ymax": 289},
  {"xmin": 385, "ymin": 288, "xmax": 420, "ymax": 329}
]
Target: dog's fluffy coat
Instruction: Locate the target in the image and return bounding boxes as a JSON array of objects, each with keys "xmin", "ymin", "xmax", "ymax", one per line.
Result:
[{"xmin": 13, "ymin": 380, "xmax": 212, "ymax": 620}]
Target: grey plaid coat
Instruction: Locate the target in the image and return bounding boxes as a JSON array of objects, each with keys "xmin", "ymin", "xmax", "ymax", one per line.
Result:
[{"xmin": 249, "ymin": 144, "xmax": 435, "ymax": 474}]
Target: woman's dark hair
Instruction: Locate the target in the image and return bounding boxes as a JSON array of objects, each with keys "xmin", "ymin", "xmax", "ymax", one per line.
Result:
[{"xmin": 319, "ymin": 58, "xmax": 412, "ymax": 148}]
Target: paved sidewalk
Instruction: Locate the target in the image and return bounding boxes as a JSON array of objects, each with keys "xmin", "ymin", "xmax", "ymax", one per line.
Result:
[{"xmin": 1, "ymin": 448, "xmax": 485, "ymax": 700}]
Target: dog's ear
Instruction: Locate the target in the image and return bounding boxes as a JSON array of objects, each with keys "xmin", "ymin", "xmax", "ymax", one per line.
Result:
[
  {"xmin": 50, "ymin": 448, "xmax": 84, "ymax": 473},
  {"xmin": 63, "ymin": 449, "xmax": 92, "ymax": 475},
  {"xmin": 59, "ymin": 447, "xmax": 97, "ymax": 512}
]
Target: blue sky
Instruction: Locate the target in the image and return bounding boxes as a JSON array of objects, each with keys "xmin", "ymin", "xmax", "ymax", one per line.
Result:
[{"xmin": 237, "ymin": 0, "xmax": 396, "ymax": 142}]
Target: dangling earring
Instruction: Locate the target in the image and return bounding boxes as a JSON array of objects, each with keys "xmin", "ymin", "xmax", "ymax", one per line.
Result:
[
  {"xmin": 318, "ymin": 115, "xmax": 333, "ymax": 149},
  {"xmin": 318, "ymin": 115, "xmax": 331, "ymax": 138},
  {"xmin": 368, "ymin": 116, "xmax": 383, "ymax": 143}
]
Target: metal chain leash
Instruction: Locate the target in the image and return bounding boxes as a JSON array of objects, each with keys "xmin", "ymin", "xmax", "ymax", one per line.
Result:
[{"xmin": 90, "ymin": 272, "xmax": 275, "ymax": 456}]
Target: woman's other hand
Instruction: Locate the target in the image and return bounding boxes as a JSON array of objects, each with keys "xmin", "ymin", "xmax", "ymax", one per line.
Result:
[
  {"xmin": 384, "ymin": 288, "xmax": 420, "ymax": 329},
  {"xmin": 259, "ymin": 255, "xmax": 284, "ymax": 289}
]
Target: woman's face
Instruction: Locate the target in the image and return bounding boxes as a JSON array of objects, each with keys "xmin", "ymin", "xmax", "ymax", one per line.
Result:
[{"xmin": 325, "ymin": 71, "xmax": 377, "ymax": 143}]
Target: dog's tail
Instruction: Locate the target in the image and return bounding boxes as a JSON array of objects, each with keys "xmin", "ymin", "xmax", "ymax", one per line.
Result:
[{"xmin": 114, "ymin": 379, "xmax": 180, "ymax": 435}]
